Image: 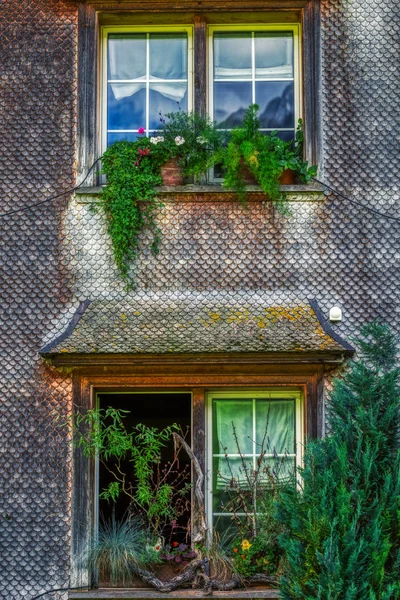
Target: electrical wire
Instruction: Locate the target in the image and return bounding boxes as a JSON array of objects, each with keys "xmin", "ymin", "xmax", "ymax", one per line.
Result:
[
  {"xmin": 0, "ymin": 158, "xmax": 101, "ymax": 221},
  {"xmin": 312, "ymin": 177, "xmax": 400, "ymax": 223},
  {"xmin": 29, "ymin": 586, "xmax": 89, "ymax": 600},
  {"xmin": 0, "ymin": 165, "xmax": 399, "ymax": 224}
]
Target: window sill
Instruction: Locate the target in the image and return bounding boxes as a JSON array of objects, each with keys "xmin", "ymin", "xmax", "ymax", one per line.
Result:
[
  {"xmin": 68, "ymin": 589, "xmax": 280, "ymax": 599},
  {"xmin": 74, "ymin": 183, "xmax": 324, "ymax": 204}
]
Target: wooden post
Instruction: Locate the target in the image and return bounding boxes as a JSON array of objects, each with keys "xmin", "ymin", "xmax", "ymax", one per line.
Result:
[
  {"xmin": 193, "ymin": 16, "xmax": 207, "ymax": 116},
  {"xmin": 191, "ymin": 387, "xmax": 206, "ymax": 543},
  {"xmin": 77, "ymin": 5, "xmax": 98, "ymax": 186}
]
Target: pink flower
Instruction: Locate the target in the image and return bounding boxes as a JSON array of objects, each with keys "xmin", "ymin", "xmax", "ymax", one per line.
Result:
[{"xmin": 138, "ymin": 127, "xmax": 145, "ymax": 134}]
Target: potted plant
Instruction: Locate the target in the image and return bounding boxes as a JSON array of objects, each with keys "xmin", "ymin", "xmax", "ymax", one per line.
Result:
[
  {"xmin": 88, "ymin": 514, "xmax": 161, "ymax": 587},
  {"xmin": 218, "ymin": 104, "xmax": 317, "ymax": 205},
  {"xmin": 157, "ymin": 110, "xmax": 223, "ymax": 184}
]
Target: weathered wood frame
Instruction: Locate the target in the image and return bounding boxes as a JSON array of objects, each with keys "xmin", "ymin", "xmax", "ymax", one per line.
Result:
[
  {"xmin": 70, "ymin": 359, "xmax": 325, "ymax": 588},
  {"xmin": 76, "ymin": 0, "xmax": 321, "ymax": 186}
]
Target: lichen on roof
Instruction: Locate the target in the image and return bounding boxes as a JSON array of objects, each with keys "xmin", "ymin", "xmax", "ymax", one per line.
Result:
[{"xmin": 40, "ymin": 294, "xmax": 353, "ymax": 357}]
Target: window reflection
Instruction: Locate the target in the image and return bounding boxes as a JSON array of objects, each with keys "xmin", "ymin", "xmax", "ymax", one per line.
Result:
[
  {"xmin": 107, "ymin": 32, "xmax": 188, "ymax": 140},
  {"xmin": 213, "ymin": 30, "xmax": 295, "ymax": 138}
]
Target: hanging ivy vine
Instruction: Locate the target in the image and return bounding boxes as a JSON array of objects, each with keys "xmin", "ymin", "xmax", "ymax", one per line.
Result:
[
  {"xmin": 99, "ymin": 138, "xmax": 164, "ymax": 289},
  {"xmin": 94, "ymin": 108, "xmax": 317, "ymax": 289}
]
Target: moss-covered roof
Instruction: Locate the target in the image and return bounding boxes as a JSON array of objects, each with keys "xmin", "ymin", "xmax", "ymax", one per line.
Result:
[{"xmin": 40, "ymin": 295, "xmax": 354, "ymax": 357}]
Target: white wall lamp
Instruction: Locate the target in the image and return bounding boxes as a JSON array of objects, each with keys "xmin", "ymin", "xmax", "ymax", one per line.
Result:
[{"xmin": 329, "ymin": 306, "xmax": 342, "ymax": 322}]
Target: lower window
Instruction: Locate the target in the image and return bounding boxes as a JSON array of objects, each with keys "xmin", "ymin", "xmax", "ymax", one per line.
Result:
[
  {"xmin": 207, "ymin": 390, "xmax": 303, "ymax": 537},
  {"xmin": 85, "ymin": 387, "xmax": 303, "ymax": 588}
]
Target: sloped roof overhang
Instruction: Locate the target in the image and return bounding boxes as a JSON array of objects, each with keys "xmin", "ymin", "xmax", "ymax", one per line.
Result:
[{"xmin": 40, "ymin": 295, "xmax": 354, "ymax": 367}]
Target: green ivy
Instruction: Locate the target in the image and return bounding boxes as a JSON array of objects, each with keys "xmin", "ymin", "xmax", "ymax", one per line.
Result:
[
  {"xmin": 96, "ymin": 108, "xmax": 317, "ymax": 287},
  {"xmin": 99, "ymin": 139, "xmax": 163, "ymax": 289}
]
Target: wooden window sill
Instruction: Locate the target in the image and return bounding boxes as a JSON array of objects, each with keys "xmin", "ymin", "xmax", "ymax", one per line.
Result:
[
  {"xmin": 69, "ymin": 589, "xmax": 280, "ymax": 599},
  {"xmin": 74, "ymin": 184, "xmax": 324, "ymax": 204}
]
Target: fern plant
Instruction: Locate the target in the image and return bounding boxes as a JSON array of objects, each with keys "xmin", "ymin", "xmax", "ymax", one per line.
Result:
[{"xmin": 219, "ymin": 105, "xmax": 317, "ymax": 208}]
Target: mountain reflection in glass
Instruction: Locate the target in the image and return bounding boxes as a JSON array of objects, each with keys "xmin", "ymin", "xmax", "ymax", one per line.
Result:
[
  {"xmin": 213, "ymin": 30, "xmax": 295, "ymax": 137},
  {"xmin": 256, "ymin": 82, "xmax": 294, "ymax": 128}
]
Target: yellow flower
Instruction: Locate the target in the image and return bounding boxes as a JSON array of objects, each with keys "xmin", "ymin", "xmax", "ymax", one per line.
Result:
[
  {"xmin": 248, "ymin": 154, "xmax": 259, "ymax": 166},
  {"xmin": 241, "ymin": 539, "xmax": 252, "ymax": 551}
]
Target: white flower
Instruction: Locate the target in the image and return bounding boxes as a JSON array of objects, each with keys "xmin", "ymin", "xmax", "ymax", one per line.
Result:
[
  {"xmin": 150, "ymin": 135, "xmax": 164, "ymax": 144},
  {"xmin": 146, "ymin": 537, "xmax": 163, "ymax": 553},
  {"xmin": 174, "ymin": 136, "xmax": 185, "ymax": 146},
  {"xmin": 196, "ymin": 136, "xmax": 207, "ymax": 145}
]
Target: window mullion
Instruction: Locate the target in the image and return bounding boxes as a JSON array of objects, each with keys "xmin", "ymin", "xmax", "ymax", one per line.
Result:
[
  {"xmin": 146, "ymin": 33, "xmax": 150, "ymax": 136},
  {"xmin": 251, "ymin": 31, "xmax": 256, "ymax": 104}
]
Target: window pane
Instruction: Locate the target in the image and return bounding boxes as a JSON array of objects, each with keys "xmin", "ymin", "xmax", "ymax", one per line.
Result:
[
  {"xmin": 107, "ymin": 132, "xmax": 140, "ymax": 145},
  {"xmin": 149, "ymin": 33, "xmax": 187, "ymax": 79},
  {"xmin": 256, "ymin": 81, "xmax": 294, "ymax": 128},
  {"xmin": 256, "ymin": 399, "xmax": 295, "ymax": 453},
  {"xmin": 148, "ymin": 86, "xmax": 187, "ymax": 129},
  {"xmin": 213, "ymin": 455, "xmax": 254, "ymax": 500},
  {"xmin": 214, "ymin": 33, "xmax": 252, "ymax": 80},
  {"xmin": 213, "ymin": 515, "xmax": 242, "ymax": 540},
  {"xmin": 272, "ymin": 130, "xmax": 295, "ymax": 142},
  {"xmin": 107, "ymin": 84, "xmax": 146, "ymax": 130},
  {"xmin": 255, "ymin": 455, "xmax": 296, "ymax": 485},
  {"xmin": 214, "ymin": 82, "xmax": 252, "ymax": 127},
  {"xmin": 108, "ymin": 34, "xmax": 146, "ymax": 80},
  {"xmin": 213, "ymin": 399, "xmax": 253, "ymax": 454},
  {"xmin": 255, "ymin": 33, "xmax": 293, "ymax": 79}
]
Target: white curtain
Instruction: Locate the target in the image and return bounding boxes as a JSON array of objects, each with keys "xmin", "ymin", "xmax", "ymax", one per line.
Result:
[{"xmin": 213, "ymin": 399, "xmax": 295, "ymax": 489}]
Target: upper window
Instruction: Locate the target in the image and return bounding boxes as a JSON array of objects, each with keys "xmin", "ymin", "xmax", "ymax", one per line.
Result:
[
  {"xmin": 101, "ymin": 23, "xmax": 300, "ymax": 152},
  {"xmin": 101, "ymin": 26, "xmax": 193, "ymax": 149},
  {"xmin": 209, "ymin": 25, "xmax": 300, "ymax": 142}
]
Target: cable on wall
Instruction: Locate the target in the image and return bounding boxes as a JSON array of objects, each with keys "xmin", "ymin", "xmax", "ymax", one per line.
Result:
[
  {"xmin": 0, "ymin": 164, "xmax": 399, "ymax": 224},
  {"xmin": 0, "ymin": 159, "xmax": 101, "ymax": 221}
]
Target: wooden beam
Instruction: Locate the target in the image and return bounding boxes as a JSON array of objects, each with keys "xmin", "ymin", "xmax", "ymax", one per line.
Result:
[
  {"xmin": 302, "ymin": 0, "xmax": 322, "ymax": 168},
  {"xmin": 77, "ymin": 4, "xmax": 98, "ymax": 186},
  {"xmin": 193, "ymin": 16, "xmax": 207, "ymax": 116},
  {"xmin": 191, "ymin": 388, "xmax": 206, "ymax": 543},
  {"xmin": 87, "ymin": 1, "xmax": 308, "ymax": 11},
  {"xmin": 70, "ymin": 373, "xmax": 95, "ymax": 589}
]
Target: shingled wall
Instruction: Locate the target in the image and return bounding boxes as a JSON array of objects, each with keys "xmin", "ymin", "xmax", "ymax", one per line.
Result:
[{"xmin": 0, "ymin": 0, "xmax": 399, "ymax": 597}]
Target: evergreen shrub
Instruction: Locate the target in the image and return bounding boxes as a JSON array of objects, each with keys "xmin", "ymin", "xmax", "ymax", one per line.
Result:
[{"xmin": 276, "ymin": 322, "xmax": 400, "ymax": 599}]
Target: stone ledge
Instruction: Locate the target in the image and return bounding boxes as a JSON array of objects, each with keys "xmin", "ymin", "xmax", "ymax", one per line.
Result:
[
  {"xmin": 69, "ymin": 589, "xmax": 280, "ymax": 599},
  {"xmin": 74, "ymin": 184, "xmax": 325, "ymax": 204}
]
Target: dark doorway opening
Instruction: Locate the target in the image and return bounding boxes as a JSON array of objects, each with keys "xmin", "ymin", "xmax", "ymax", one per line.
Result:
[{"xmin": 97, "ymin": 392, "xmax": 192, "ymax": 543}]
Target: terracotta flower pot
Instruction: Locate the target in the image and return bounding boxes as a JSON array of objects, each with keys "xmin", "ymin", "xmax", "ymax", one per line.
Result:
[
  {"xmin": 161, "ymin": 158, "xmax": 185, "ymax": 186},
  {"xmin": 279, "ymin": 169, "xmax": 297, "ymax": 184},
  {"xmin": 240, "ymin": 163, "xmax": 258, "ymax": 185}
]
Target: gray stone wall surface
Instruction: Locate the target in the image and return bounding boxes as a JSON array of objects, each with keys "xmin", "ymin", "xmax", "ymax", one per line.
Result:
[{"xmin": 0, "ymin": 0, "xmax": 398, "ymax": 597}]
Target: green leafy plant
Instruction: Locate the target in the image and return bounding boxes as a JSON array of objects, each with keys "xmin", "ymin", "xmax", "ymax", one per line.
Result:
[
  {"xmin": 157, "ymin": 110, "xmax": 223, "ymax": 178},
  {"xmin": 275, "ymin": 322, "xmax": 400, "ymax": 599},
  {"xmin": 74, "ymin": 407, "xmax": 191, "ymax": 540},
  {"xmin": 284, "ymin": 118, "xmax": 317, "ymax": 183},
  {"xmin": 218, "ymin": 105, "xmax": 317, "ymax": 207},
  {"xmin": 99, "ymin": 137, "xmax": 163, "ymax": 289},
  {"xmin": 231, "ymin": 528, "xmax": 282, "ymax": 578},
  {"xmin": 88, "ymin": 514, "xmax": 160, "ymax": 586},
  {"xmin": 98, "ymin": 107, "xmax": 317, "ymax": 285}
]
